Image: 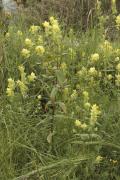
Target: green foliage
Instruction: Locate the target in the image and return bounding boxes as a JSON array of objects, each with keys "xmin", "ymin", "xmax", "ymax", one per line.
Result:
[{"xmin": 0, "ymin": 2, "xmax": 120, "ymax": 179}]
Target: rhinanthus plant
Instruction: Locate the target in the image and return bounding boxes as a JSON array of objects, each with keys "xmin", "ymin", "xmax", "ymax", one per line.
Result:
[{"xmin": 1, "ymin": 14, "xmax": 120, "ymax": 179}]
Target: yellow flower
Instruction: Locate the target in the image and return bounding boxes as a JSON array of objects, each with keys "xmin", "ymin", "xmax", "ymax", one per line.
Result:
[
  {"xmin": 17, "ymin": 30, "xmax": 23, "ymax": 36},
  {"xmin": 115, "ymin": 57, "xmax": 120, "ymax": 62},
  {"xmin": 38, "ymin": 35, "xmax": 43, "ymax": 43},
  {"xmin": 37, "ymin": 95, "xmax": 42, "ymax": 100},
  {"xmin": 18, "ymin": 65, "xmax": 25, "ymax": 73},
  {"xmin": 107, "ymin": 74, "xmax": 113, "ymax": 80},
  {"xmin": 116, "ymin": 63, "xmax": 120, "ymax": 72},
  {"xmin": 84, "ymin": 102, "xmax": 91, "ymax": 109},
  {"xmin": 60, "ymin": 63, "xmax": 67, "ymax": 71},
  {"xmin": 116, "ymin": 15, "xmax": 120, "ymax": 28},
  {"xmin": 115, "ymin": 74, "xmax": 120, "ymax": 86},
  {"xmin": 63, "ymin": 87, "xmax": 69, "ymax": 96},
  {"xmin": 81, "ymin": 123, "xmax": 88, "ymax": 129},
  {"xmin": 89, "ymin": 67, "xmax": 97, "ymax": 76},
  {"xmin": 76, "ymin": 84, "xmax": 80, "ymax": 90},
  {"xmin": 90, "ymin": 104, "xmax": 101, "ymax": 125},
  {"xmin": 71, "ymin": 90, "xmax": 78, "ymax": 100},
  {"xmin": 8, "ymin": 78, "xmax": 15, "ymax": 89},
  {"xmin": 35, "ymin": 46, "xmax": 45, "ymax": 56},
  {"xmin": 112, "ymin": 160, "xmax": 118, "ymax": 164},
  {"xmin": 91, "ymin": 53, "xmax": 99, "ymax": 63},
  {"xmin": 83, "ymin": 91, "xmax": 89, "ymax": 98},
  {"xmin": 5, "ymin": 33, "xmax": 10, "ymax": 38},
  {"xmin": 6, "ymin": 78, "xmax": 15, "ymax": 97},
  {"xmin": 21, "ymin": 48, "xmax": 30, "ymax": 58},
  {"xmin": 101, "ymin": 40, "xmax": 113, "ymax": 52},
  {"xmin": 18, "ymin": 65, "xmax": 27, "ymax": 83},
  {"xmin": 25, "ymin": 38, "xmax": 33, "ymax": 47},
  {"xmin": 75, "ymin": 120, "xmax": 82, "ymax": 127},
  {"xmin": 28, "ymin": 72, "xmax": 36, "ymax": 82},
  {"xmin": 29, "ymin": 25, "xmax": 39, "ymax": 34},
  {"xmin": 77, "ymin": 67, "xmax": 87, "ymax": 77},
  {"xmin": 98, "ymin": 71, "xmax": 102, "ymax": 78},
  {"xmin": 95, "ymin": 156, "xmax": 103, "ymax": 163},
  {"xmin": 52, "ymin": 24, "xmax": 60, "ymax": 33},
  {"xmin": 49, "ymin": 16, "xmax": 55, "ymax": 24},
  {"xmin": 17, "ymin": 80, "xmax": 28, "ymax": 96},
  {"xmin": 42, "ymin": 21, "xmax": 50, "ymax": 28},
  {"xmin": 112, "ymin": 0, "xmax": 116, "ymax": 4},
  {"xmin": 6, "ymin": 88, "xmax": 14, "ymax": 97}
]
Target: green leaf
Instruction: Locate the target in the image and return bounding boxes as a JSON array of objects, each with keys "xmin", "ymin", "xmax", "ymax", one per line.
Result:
[
  {"xmin": 58, "ymin": 102, "xmax": 67, "ymax": 113},
  {"xmin": 47, "ymin": 132, "xmax": 53, "ymax": 144},
  {"xmin": 56, "ymin": 70, "xmax": 65, "ymax": 86},
  {"xmin": 50, "ymin": 86, "xmax": 58, "ymax": 103}
]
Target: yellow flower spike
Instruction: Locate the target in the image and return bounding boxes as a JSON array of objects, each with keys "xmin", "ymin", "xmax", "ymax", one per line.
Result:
[
  {"xmin": 37, "ymin": 95, "xmax": 42, "ymax": 100},
  {"xmin": 18, "ymin": 65, "xmax": 27, "ymax": 84},
  {"xmin": 91, "ymin": 53, "xmax": 99, "ymax": 63},
  {"xmin": 107, "ymin": 74, "xmax": 113, "ymax": 80},
  {"xmin": 89, "ymin": 67, "xmax": 97, "ymax": 76},
  {"xmin": 115, "ymin": 57, "xmax": 120, "ymax": 62},
  {"xmin": 8, "ymin": 78, "xmax": 15, "ymax": 89},
  {"xmin": 77, "ymin": 67, "xmax": 88, "ymax": 77},
  {"xmin": 84, "ymin": 102, "xmax": 91, "ymax": 109},
  {"xmin": 6, "ymin": 78, "xmax": 15, "ymax": 97},
  {"xmin": 112, "ymin": 160, "xmax": 118, "ymax": 164},
  {"xmin": 17, "ymin": 80, "xmax": 28, "ymax": 96},
  {"xmin": 17, "ymin": 30, "xmax": 23, "ymax": 36},
  {"xmin": 98, "ymin": 71, "xmax": 102, "ymax": 78},
  {"xmin": 75, "ymin": 120, "xmax": 82, "ymax": 127},
  {"xmin": 5, "ymin": 32, "xmax": 10, "ymax": 38},
  {"xmin": 6, "ymin": 88, "xmax": 14, "ymax": 97},
  {"xmin": 83, "ymin": 91, "xmax": 89, "ymax": 98},
  {"xmin": 35, "ymin": 46, "xmax": 45, "ymax": 56},
  {"xmin": 29, "ymin": 25, "xmax": 39, "ymax": 34},
  {"xmin": 106, "ymin": 41, "xmax": 113, "ymax": 51},
  {"xmin": 21, "ymin": 48, "xmax": 30, "ymax": 58},
  {"xmin": 60, "ymin": 63, "xmax": 67, "ymax": 71},
  {"xmin": 95, "ymin": 156, "xmax": 103, "ymax": 163},
  {"xmin": 115, "ymin": 74, "xmax": 120, "ymax": 86},
  {"xmin": 28, "ymin": 72, "xmax": 36, "ymax": 82},
  {"xmin": 38, "ymin": 35, "xmax": 43, "ymax": 43},
  {"xmin": 42, "ymin": 21, "xmax": 50, "ymax": 28},
  {"xmin": 63, "ymin": 87, "xmax": 69, "ymax": 96},
  {"xmin": 116, "ymin": 15, "xmax": 120, "ymax": 28},
  {"xmin": 83, "ymin": 91, "xmax": 89, "ymax": 102},
  {"xmin": 52, "ymin": 24, "xmax": 60, "ymax": 33},
  {"xmin": 90, "ymin": 104, "xmax": 101, "ymax": 125},
  {"xmin": 112, "ymin": 0, "xmax": 116, "ymax": 3},
  {"xmin": 71, "ymin": 90, "xmax": 78, "ymax": 100},
  {"xmin": 81, "ymin": 123, "xmax": 88, "ymax": 129},
  {"xmin": 25, "ymin": 38, "xmax": 33, "ymax": 47},
  {"xmin": 116, "ymin": 63, "xmax": 120, "ymax": 72},
  {"xmin": 18, "ymin": 65, "xmax": 25, "ymax": 73},
  {"xmin": 49, "ymin": 16, "xmax": 55, "ymax": 24}
]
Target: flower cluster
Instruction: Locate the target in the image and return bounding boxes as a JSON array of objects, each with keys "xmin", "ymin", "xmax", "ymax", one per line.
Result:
[
  {"xmin": 43, "ymin": 16, "xmax": 61, "ymax": 39},
  {"xmin": 90, "ymin": 104, "xmax": 101, "ymax": 126},
  {"xmin": 6, "ymin": 65, "xmax": 36, "ymax": 97},
  {"xmin": 6, "ymin": 78, "xmax": 15, "ymax": 97},
  {"xmin": 116, "ymin": 15, "xmax": 120, "ymax": 29},
  {"xmin": 90, "ymin": 53, "xmax": 99, "ymax": 63}
]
